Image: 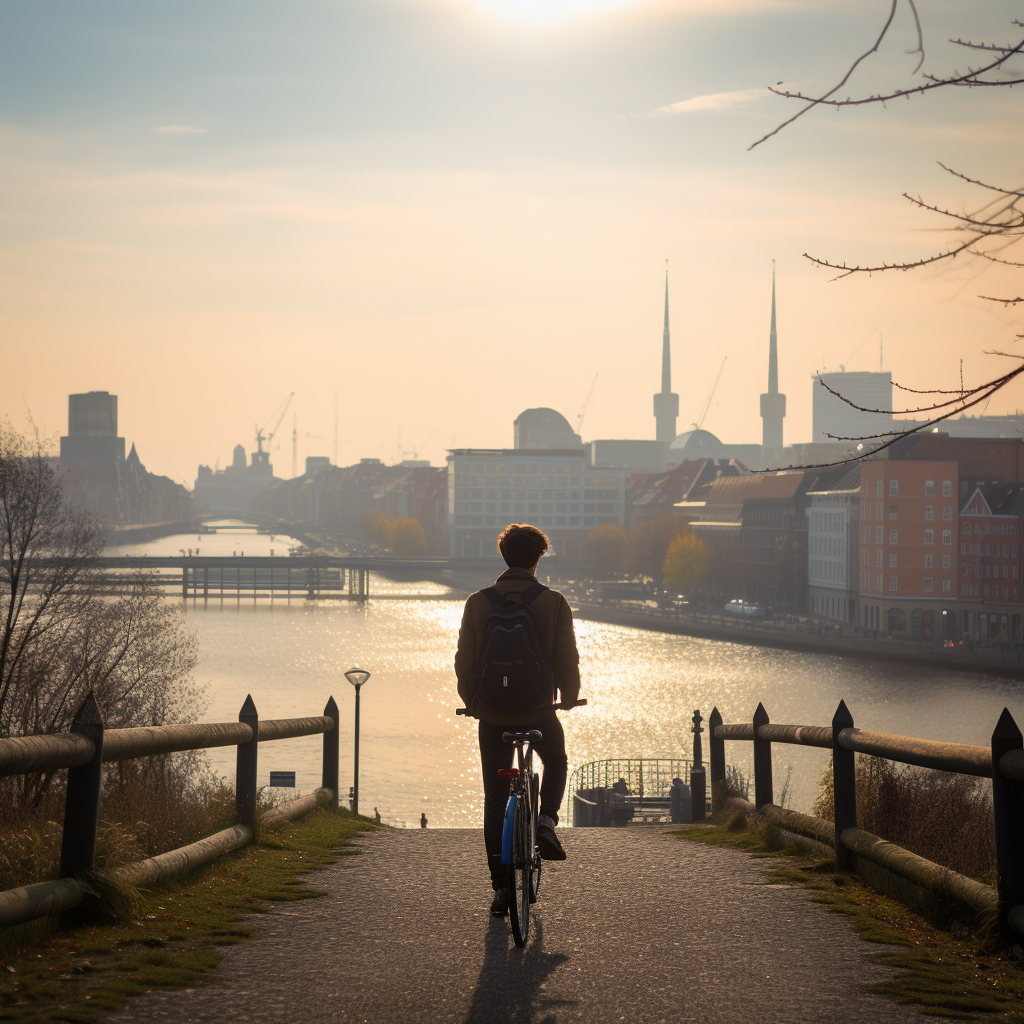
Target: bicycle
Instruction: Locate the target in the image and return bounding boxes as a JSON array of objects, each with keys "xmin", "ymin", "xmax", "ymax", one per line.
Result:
[{"xmin": 457, "ymin": 699, "xmax": 586, "ymax": 946}]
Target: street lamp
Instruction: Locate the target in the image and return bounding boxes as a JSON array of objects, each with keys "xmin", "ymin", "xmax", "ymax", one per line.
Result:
[{"xmin": 345, "ymin": 667, "xmax": 371, "ymax": 815}]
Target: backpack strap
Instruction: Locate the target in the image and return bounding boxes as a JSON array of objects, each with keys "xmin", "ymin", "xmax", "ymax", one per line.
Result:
[
  {"xmin": 481, "ymin": 587, "xmax": 504, "ymax": 607},
  {"xmin": 520, "ymin": 583, "xmax": 548, "ymax": 606}
]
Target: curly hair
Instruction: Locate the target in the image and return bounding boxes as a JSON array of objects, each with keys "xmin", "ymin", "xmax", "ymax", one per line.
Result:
[{"xmin": 497, "ymin": 523, "xmax": 549, "ymax": 569}]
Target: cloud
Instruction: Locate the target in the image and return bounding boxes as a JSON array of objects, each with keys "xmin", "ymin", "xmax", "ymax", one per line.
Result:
[
  {"xmin": 152, "ymin": 125, "xmax": 208, "ymax": 135},
  {"xmin": 654, "ymin": 88, "xmax": 764, "ymax": 115}
]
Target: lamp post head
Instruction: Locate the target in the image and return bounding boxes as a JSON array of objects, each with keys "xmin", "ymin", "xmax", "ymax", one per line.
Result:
[{"xmin": 345, "ymin": 667, "xmax": 371, "ymax": 688}]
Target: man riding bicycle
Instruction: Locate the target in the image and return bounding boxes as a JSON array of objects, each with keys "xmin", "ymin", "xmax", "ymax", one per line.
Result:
[{"xmin": 454, "ymin": 523, "xmax": 582, "ymax": 917}]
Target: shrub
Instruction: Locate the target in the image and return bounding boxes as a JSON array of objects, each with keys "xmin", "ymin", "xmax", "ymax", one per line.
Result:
[{"xmin": 814, "ymin": 755, "xmax": 995, "ymax": 881}]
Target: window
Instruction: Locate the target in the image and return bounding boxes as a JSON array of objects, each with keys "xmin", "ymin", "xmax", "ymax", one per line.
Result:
[
  {"xmin": 924, "ymin": 480, "xmax": 934, "ymax": 496},
  {"xmin": 875, "ymin": 525, "xmax": 883, "ymax": 544},
  {"xmin": 889, "ymin": 529, "xmax": 898, "ymax": 544},
  {"xmin": 1004, "ymin": 544, "xmax": 1009, "ymax": 557},
  {"xmin": 942, "ymin": 481, "xmax": 952, "ymax": 497},
  {"xmin": 984, "ymin": 585, "xmax": 990, "ymax": 598},
  {"xmin": 976, "ymin": 524, "xmax": 981, "ymax": 534},
  {"xmin": 875, "ymin": 549, "xmax": 882, "ymax": 567},
  {"xmin": 942, "ymin": 506, "xmax": 951, "ymax": 520},
  {"xmin": 875, "ymin": 501, "xmax": 882, "ymax": 519},
  {"xmin": 875, "ymin": 574, "xmax": 882, "ymax": 590},
  {"xmin": 942, "ymin": 530, "xmax": 951, "ymax": 545},
  {"xmin": 889, "ymin": 504, "xmax": 898, "ymax": 519},
  {"xmin": 924, "ymin": 554, "xmax": 933, "ymax": 568},
  {"xmin": 875, "ymin": 480, "xmax": 883, "ymax": 497},
  {"xmin": 942, "ymin": 554, "xmax": 951, "ymax": 569},
  {"xmin": 924, "ymin": 529, "xmax": 934, "ymax": 545},
  {"xmin": 962, "ymin": 564, "xmax": 969, "ymax": 576},
  {"xmin": 985, "ymin": 544, "xmax": 991, "ymax": 556},
  {"xmin": 924, "ymin": 506, "xmax": 934, "ymax": 520},
  {"xmin": 889, "ymin": 553, "xmax": 898, "ymax": 567},
  {"xmin": 942, "ymin": 579, "xmax": 951, "ymax": 593},
  {"xmin": 890, "ymin": 480, "xmax": 899, "ymax": 496},
  {"xmin": 889, "ymin": 576, "xmax": 898, "ymax": 591},
  {"xmin": 962, "ymin": 521, "xmax": 970, "ymax": 533},
  {"xmin": 924, "ymin": 577, "xmax": 934, "ymax": 592},
  {"xmin": 962, "ymin": 584, "xmax": 968, "ymax": 596},
  {"xmin": 888, "ymin": 607, "xmax": 905, "ymax": 631},
  {"xmin": 960, "ymin": 543, "xmax": 967, "ymax": 554}
]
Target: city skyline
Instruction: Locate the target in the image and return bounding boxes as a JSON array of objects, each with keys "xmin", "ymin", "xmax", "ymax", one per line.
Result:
[{"xmin": 2, "ymin": 0, "xmax": 1021, "ymax": 481}]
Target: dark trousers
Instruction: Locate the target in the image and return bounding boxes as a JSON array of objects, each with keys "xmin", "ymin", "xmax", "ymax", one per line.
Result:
[{"xmin": 479, "ymin": 709, "xmax": 567, "ymax": 888}]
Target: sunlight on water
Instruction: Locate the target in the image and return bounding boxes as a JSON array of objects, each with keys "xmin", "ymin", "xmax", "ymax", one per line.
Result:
[{"xmin": 109, "ymin": 527, "xmax": 1024, "ymax": 828}]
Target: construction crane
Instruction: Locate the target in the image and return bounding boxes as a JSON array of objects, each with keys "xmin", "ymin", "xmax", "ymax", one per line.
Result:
[
  {"xmin": 403, "ymin": 428, "xmax": 436, "ymax": 462},
  {"xmin": 693, "ymin": 358, "xmax": 727, "ymax": 431},
  {"xmin": 577, "ymin": 375, "xmax": 598, "ymax": 434},
  {"xmin": 255, "ymin": 393, "xmax": 294, "ymax": 457}
]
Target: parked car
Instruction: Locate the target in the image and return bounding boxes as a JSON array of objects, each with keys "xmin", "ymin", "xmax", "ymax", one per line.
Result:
[{"xmin": 724, "ymin": 599, "xmax": 768, "ymax": 619}]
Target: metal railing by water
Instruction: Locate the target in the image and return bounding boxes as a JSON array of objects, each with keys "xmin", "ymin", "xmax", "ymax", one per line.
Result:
[
  {"xmin": 0, "ymin": 692, "xmax": 341, "ymax": 931},
  {"xmin": 703, "ymin": 701, "xmax": 1024, "ymax": 938}
]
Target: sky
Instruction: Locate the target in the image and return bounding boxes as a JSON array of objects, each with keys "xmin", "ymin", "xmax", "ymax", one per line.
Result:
[{"xmin": 1, "ymin": 0, "xmax": 1022, "ymax": 482}]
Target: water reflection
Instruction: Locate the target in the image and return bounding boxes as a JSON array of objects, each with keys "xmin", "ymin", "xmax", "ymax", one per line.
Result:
[{"xmin": 108, "ymin": 528, "xmax": 1024, "ymax": 826}]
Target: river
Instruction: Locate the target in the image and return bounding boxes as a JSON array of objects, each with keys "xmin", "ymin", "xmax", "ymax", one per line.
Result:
[{"xmin": 107, "ymin": 523, "xmax": 1023, "ymax": 828}]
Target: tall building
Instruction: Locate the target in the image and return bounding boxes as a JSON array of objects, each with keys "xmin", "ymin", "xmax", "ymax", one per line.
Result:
[
  {"xmin": 759, "ymin": 264, "xmax": 786, "ymax": 450},
  {"xmin": 812, "ymin": 371, "xmax": 893, "ymax": 444},
  {"xmin": 446, "ymin": 448, "xmax": 625, "ymax": 560},
  {"xmin": 653, "ymin": 266, "xmax": 679, "ymax": 443}
]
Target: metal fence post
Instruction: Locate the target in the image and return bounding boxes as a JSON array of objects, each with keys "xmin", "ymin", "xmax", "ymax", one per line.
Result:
[
  {"xmin": 690, "ymin": 708, "xmax": 706, "ymax": 821},
  {"xmin": 709, "ymin": 706, "xmax": 725, "ymax": 814},
  {"xmin": 59, "ymin": 691, "xmax": 104, "ymax": 878},
  {"xmin": 236, "ymin": 694, "xmax": 259, "ymax": 829},
  {"xmin": 323, "ymin": 695, "xmax": 340, "ymax": 810},
  {"xmin": 991, "ymin": 707, "xmax": 1024, "ymax": 929},
  {"xmin": 832, "ymin": 699, "xmax": 856, "ymax": 870},
  {"xmin": 752, "ymin": 702, "xmax": 773, "ymax": 810}
]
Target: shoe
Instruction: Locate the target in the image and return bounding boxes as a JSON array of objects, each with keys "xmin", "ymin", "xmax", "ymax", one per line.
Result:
[
  {"xmin": 490, "ymin": 888, "xmax": 509, "ymax": 916},
  {"xmin": 536, "ymin": 822, "xmax": 566, "ymax": 861}
]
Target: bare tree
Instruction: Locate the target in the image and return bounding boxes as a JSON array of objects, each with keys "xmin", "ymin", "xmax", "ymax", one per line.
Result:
[
  {"xmin": 753, "ymin": 5, "xmax": 1024, "ymax": 462},
  {"xmin": 0, "ymin": 424, "xmax": 200, "ymax": 814}
]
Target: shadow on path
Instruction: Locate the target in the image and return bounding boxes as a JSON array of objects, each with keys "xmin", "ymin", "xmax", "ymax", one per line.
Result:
[{"xmin": 464, "ymin": 916, "xmax": 574, "ymax": 1024}]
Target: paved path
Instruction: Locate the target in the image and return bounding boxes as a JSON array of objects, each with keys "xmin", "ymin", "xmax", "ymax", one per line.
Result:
[{"xmin": 108, "ymin": 827, "xmax": 922, "ymax": 1024}]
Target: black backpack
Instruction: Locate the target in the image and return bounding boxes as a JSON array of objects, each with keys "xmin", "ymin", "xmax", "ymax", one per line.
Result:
[{"xmin": 476, "ymin": 583, "xmax": 553, "ymax": 714}]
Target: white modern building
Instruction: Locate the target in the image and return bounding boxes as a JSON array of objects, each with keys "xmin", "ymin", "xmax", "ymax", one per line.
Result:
[
  {"xmin": 806, "ymin": 465, "xmax": 861, "ymax": 623},
  {"xmin": 446, "ymin": 448, "xmax": 625, "ymax": 560}
]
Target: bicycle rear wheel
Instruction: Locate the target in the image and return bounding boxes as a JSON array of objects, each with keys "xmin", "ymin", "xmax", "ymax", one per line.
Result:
[{"xmin": 506, "ymin": 796, "xmax": 530, "ymax": 947}]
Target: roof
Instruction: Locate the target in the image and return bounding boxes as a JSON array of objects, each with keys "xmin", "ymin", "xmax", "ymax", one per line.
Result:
[
  {"xmin": 806, "ymin": 463, "xmax": 860, "ymax": 495},
  {"xmin": 705, "ymin": 471, "xmax": 806, "ymax": 506},
  {"xmin": 669, "ymin": 429, "xmax": 724, "ymax": 452}
]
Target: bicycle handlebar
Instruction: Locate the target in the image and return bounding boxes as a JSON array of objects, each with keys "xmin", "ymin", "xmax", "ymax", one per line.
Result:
[{"xmin": 455, "ymin": 699, "xmax": 587, "ymax": 717}]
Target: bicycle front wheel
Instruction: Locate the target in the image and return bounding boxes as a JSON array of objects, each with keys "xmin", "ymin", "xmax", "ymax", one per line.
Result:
[{"xmin": 506, "ymin": 796, "xmax": 531, "ymax": 947}]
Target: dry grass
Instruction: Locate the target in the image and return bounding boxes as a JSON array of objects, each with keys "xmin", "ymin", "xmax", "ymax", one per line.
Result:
[
  {"xmin": 813, "ymin": 755, "xmax": 996, "ymax": 882},
  {"xmin": 0, "ymin": 753, "xmax": 235, "ymax": 893}
]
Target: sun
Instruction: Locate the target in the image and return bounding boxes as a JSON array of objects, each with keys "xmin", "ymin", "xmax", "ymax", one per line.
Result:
[{"xmin": 472, "ymin": 0, "xmax": 650, "ymax": 26}]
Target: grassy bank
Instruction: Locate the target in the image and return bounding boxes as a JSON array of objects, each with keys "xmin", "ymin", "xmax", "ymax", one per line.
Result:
[
  {"xmin": 0, "ymin": 808, "xmax": 374, "ymax": 1023},
  {"xmin": 678, "ymin": 820, "xmax": 1024, "ymax": 1021}
]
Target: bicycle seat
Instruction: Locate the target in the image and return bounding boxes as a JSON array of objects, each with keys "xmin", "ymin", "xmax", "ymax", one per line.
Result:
[{"xmin": 502, "ymin": 729, "xmax": 543, "ymax": 744}]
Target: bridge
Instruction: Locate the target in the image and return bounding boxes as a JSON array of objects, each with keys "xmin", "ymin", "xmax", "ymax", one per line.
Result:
[{"xmin": 87, "ymin": 554, "xmax": 504, "ymax": 601}]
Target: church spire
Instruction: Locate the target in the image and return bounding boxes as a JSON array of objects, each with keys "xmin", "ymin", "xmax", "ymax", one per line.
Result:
[
  {"xmin": 767, "ymin": 261, "xmax": 778, "ymax": 395},
  {"xmin": 653, "ymin": 260, "xmax": 679, "ymax": 443},
  {"xmin": 662, "ymin": 264, "xmax": 671, "ymax": 393},
  {"xmin": 759, "ymin": 260, "xmax": 786, "ymax": 450}
]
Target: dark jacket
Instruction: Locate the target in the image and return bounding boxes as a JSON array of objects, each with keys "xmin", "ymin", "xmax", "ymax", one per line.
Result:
[{"xmin": 455, "ymin": 567, "xmax": 581, "ymax": 726}]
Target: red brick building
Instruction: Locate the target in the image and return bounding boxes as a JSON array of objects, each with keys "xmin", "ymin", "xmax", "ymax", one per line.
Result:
[
  {"xmin": 957, "ymin": 484, "xmax": 1024, "ymax": 643},
  {"xmin": 858, "ymin": 460, "xmax": 959, "ymax": 642}
]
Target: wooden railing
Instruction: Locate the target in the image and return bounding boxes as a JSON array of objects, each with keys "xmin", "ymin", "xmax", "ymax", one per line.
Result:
[
  {"xmin": 0, "ymin": 692, "xmax": 341, "ymax": 930},
  {"xmin": 700, "ymin": 701, "xmax": 1024, "ymax": 938}
]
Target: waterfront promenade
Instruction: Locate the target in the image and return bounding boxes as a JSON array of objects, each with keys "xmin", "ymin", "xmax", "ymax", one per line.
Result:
[{"xmin": 108, "ymin": 828, "xmax": 920, "ymax": 1024}]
